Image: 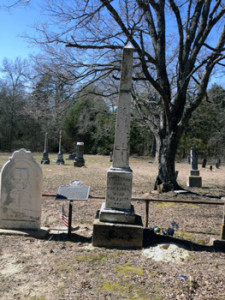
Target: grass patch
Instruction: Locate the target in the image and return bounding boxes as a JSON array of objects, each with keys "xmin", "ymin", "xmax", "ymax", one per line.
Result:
[
  {"xmin": 115, "ymin": 263, "xmax": 143, "ymax": 276},
  {"xmin": 182, "ymin": 203, "xmax": 200, "ymax": 209},
  {"xmin": 74, "ymin": 253, "xmax": 106, "ymax": 263},
  {"xmin": 155, "ymin": 202, "xmax": 175, "ymax": 208},
  {"xmin": 197, "ymin": 239, "xmax": 207, "ymax": 245},
  {"xmin": 55, "ymin": 263, "xmax": 71, "ymax": 275},
  {"xmin": 115, "ymin": 263, "xmax": 144, "ymax": 276},
  {"xmin": 102, "ymin": 280, "xmax": 153, "ymax": 299},
  {"xmin": 176, "ymin": 230, "xmax": 195, "ymax": 241}
]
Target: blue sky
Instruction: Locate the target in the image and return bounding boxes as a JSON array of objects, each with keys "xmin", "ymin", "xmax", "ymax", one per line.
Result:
[
  {"xmin": 0, "ymin": 1, "xmax": 224, "ymax": 86},
  {"xmin": 0, "ymin": 1, "xmax": 45, "ymax": 61}
]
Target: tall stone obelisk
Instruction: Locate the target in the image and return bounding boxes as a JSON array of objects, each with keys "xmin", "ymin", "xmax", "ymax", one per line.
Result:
[
  {"xmin": 56, "ymin": 130, "xmax": 65, "ymax": 165},
  {"xmin": 41, "ymin": 132, "xmax": 50, "ymax": 164},
  {"xmin": 100, "ymin": 44, "xmax": 134, "ymax": 221},
  {"xmin": 93, "ymin": 44, "xmax": 143, "ymax": 248}
]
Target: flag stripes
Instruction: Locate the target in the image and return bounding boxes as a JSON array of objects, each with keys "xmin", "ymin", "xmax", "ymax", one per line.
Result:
[{"xmin": 60, "ymin": 204, "xmax": 69, "ymax": 227}]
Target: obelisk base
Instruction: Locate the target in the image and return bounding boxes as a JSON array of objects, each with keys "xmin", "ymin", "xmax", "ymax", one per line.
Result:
[
  {"xmin": 99, "ymin": 203, "xmax": 136, "ymax": 223},
  {"xmin": 92, "ymin": 214, "xmax": 143, "ymax": 249},
  {"xmin": 187, "ymin": 170, "xmax": 202, "ymax": 187},
  {"xmin": 41, "ymin": 152, "xmax": 50, "ymax": 164}
]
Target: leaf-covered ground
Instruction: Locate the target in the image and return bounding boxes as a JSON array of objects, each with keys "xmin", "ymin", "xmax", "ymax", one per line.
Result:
[{"xmin": 0, "ymin": 154, "xmax": 225, "ymax": 299}]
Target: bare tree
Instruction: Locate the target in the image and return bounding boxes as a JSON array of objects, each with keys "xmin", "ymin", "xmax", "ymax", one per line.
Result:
[{"xmin": 34, "ymin": 0, "xmax": 225, "ymax": 191}]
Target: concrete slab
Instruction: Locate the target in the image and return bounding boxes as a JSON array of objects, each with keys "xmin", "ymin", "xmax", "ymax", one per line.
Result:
[{"xmin": 0, "ymin": 227, "xmax": 49, "ymax": 238}]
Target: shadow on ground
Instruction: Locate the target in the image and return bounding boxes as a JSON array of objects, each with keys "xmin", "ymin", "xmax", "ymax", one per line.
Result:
[{"xmin": 143, "ymin": 228, "xmax": 225, "ymax": 252}]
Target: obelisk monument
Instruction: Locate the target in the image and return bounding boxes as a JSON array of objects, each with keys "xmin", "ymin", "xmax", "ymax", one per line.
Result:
[
  {"xmin": 187, "ymin": 146, "xmax": 202, "ymax": 187},
  {"xmin": 56, "ymin": 130, "xmax": 65, "ymax": 165},
  {"xmin": 99, "ymin": 43, "xmax": 135, "ymax": 222},
  {"xmin": 93, "ymin": 44, "xmax": 143, "ymax": 248},
  {"xmin": 41, "ymin": 132, "xmax": 50, "ymax": 164}
]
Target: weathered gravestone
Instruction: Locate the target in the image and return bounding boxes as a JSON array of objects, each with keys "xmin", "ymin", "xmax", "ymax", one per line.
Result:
[
  {"xmin": 0, "ymin": 149, "xmax": 42, "ymax": 229},
  {"xmin": 202, "ymin": 158, "xmax": 207, "ymax": 168},
  {"xmin": 187, "ymin": 146, "xmax": 202, "ymax": 187},
  {"xmin": 74, "ymin": 142, "xmax": 85, "ymax": 167},
  {"xmin": 92, "ymin": 44, "xmax": 143, "ymax": 249},
  {"xmin": 56, "ymin": 130, "xmax": 64, "ymax": 165},
  {"xmin": 41, "ymin": 132, "xmax": 50, "ymax": 164},
  {"xmin": 216, "ymin": 158, "xmax": 221, "ymax": 169},
  {"xmin": 109, "ymin": 151, "xmax": 113, "ymax": 162}
]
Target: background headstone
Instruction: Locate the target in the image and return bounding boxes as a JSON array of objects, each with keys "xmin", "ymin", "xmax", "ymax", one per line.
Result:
[
  {"xmin": 109, "ymin": 151, "xmax": 113, "ymax": 162},
  {"xmin": 202, "ymin": 158, "xmax": 207, "ymax": 168},
  {"xmin": 41, "ymin": 132, "xmax": 50, "ymax": 164},
  {"xmin": 190, "ymin": 146, "xmax": 198, "ymax": 170},
  {"xmin": 74, "ymin": 142, "xmax": 85, "ymax": 167},
  {"xmin": 56, "ymin": 130, "xmax": 64, "ymax": 165},
  {"xmin": 187, "ymin": 146, "xmax": 202, "ymax": 187},
  {"xmin": 216, "ymin": 158, "xmax": 221, "ymax": 169},
  {"xmin": 0, "ymin": 149, "xmax": 42, "ymax": 229}
]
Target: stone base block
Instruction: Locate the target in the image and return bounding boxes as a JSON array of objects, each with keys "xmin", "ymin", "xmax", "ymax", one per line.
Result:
[
  {"xmin": 190, "ymin": 170, "xmax": 200, "ymax": 176},
  {"xmin": 0, "ymin": 227, "xmax": 49, "ymax": 238},
  {"xmin": 74, "ymin": 161, "xmax": 85, "ymax": 167},
  {"xmin": 0, "ymin": 219, "xmax": 40, "ymax": 230},
  {"xmin": 187, "ymin": 176, "xmax": 202, "ymax": 187},
  {"xmin": 92, "ymin": 216, "xmax": 143, "ymax": 249},
  {"xmin": 99, "ymin": 203, "xmax": 135, "ymax": 223}
]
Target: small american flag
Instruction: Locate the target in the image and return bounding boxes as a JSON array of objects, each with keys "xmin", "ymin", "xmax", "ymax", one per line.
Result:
[{"xmin": 60, "ymin": 204, "xmax": 69, "ymax": 227}]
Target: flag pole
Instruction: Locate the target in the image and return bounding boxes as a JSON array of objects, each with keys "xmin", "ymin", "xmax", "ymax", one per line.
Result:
[{"xmin": 68, "ymin": 200, "xmax": 73, "ymax": 239}]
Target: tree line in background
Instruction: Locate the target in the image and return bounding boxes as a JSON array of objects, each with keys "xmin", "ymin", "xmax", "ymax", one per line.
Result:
[{"xmin": 0, "ymin": 57, "xmax": 225, "ymax": 159}]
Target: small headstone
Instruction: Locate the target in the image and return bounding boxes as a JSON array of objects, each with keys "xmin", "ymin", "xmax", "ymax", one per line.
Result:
[
  {"xmin": 56, "ymin": 130, "xmax": 64, "ymax": 165},
  {"xmin": 41, "ymin": 132, "xmax": 50, "ymax": 164},
  {"xmin": 66, "ymin": 154, "xmax": 76, "ymax": 160},
  {"xmin": 187, "ymin": 147, "xmax": 202, "ymax": 187},
  {"xmin": 0, "ymin": 149, "xmax": 42, "ymax": 229},
  {"xmin": 202, "ymin": 158, "xmax": 207, "ymax": 168},
  {"xmin": 109, "ymin": 151, "xmax": 113, "ymax": 162},
  {"xmin": 190, "ymin": 146, "xmax": 198, "ymax": 170},
  {"xmin": 187, "ymin": 155, "xmax": 190, "ymax": 164},
  {"xmin": 74, "ymin": 142, "xmax": 85, "ymax": 167},
  {"xmin": 216, "ymin": 158, "xmax": 221, "ymax": 169}
]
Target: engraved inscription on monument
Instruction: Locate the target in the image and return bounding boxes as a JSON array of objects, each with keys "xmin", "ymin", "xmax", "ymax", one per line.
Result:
[{"xmin": 106, "ymin": 170, "xmax": 132, "ymax": 210}]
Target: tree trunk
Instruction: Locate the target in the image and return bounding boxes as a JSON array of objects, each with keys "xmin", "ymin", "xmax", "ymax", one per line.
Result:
[{"xmin": 155, "ymin": 131, "xmax": 181, "ymax": 192}]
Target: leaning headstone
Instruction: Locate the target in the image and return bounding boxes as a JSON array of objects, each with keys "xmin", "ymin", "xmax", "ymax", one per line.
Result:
[
  {"xmin": 56, "ymin": 130, "xmax": 64, "ymax": 165},
  {"xmin": 41, "ymin": 132, "xmax": 50, "ymax": 164},
  {"xmin": 74, "ymin": 142, "xmax": 85, "ymax": 167},
  {"xmin": 93, "ymin": 44, "xmax": 143, "ymax": 249},
  {"xmin": 187, "ymin": 147, "xmax": 202, "ymax": 187},
  {"xmin": 0, "ymin": 149, "xmax": 42, "ymax": 229},
  {"xmin": 202, "ymin": 158, "xmax": 207, "ymax": 168}
]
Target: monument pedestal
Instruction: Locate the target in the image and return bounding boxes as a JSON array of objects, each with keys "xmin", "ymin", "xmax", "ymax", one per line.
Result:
[
  {"xmin": 92, "ymin": 167, "xmax": 143, "ymax": 248},
  {"xmin": 92, "ymin": 215, "xmax": 143, "ymax": 249},
  {"xmin": 74, "ymin": 142, "xmax": 85, "ymax": 167},
  {"xmin": 41, "ymin": 152, "xmax": 50, "ymax": 164},
  {"xmin": 187, "ymin": 170, "xmax": 202, "ymax": 187},
  {"xmin": 74, "ymin": 159, "xmax": 85, "ymax": 167},
  {"xmin": 99, "ymin": 203, "xmax": 136, "ymax": 223},
  {"xmin": 56, "ymin": 153, "xmax": 64, "ymax": 165}
]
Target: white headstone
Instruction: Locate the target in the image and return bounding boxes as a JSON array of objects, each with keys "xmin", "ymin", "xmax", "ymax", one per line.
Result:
[{"xmin": 0, "ymin": 149, "xmax": 42, "ymax": 229}]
